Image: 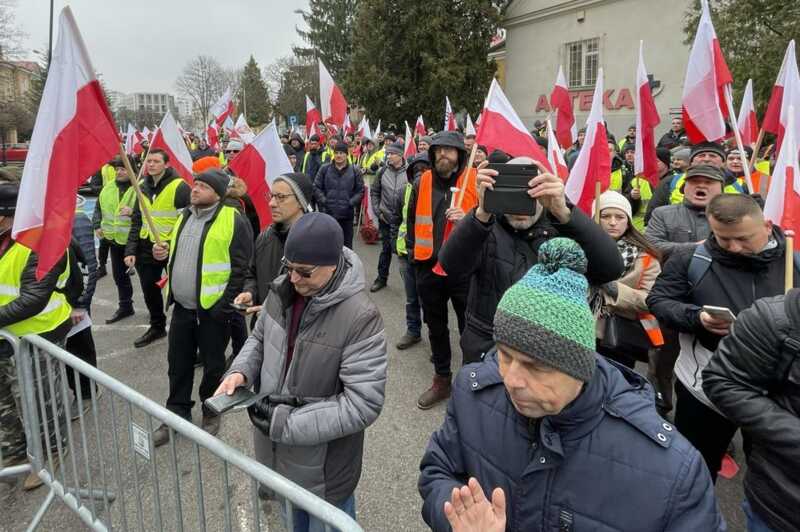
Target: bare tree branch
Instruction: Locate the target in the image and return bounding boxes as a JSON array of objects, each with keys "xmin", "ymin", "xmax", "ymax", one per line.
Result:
[{"xmin": 175, "ymin": 55, "xmax": 228, "ymax": 126}]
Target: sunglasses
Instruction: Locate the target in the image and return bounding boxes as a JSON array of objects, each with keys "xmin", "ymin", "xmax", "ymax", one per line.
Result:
[{"xmin": 281, "ymin": 257, "xmax": 319, "ymax": 278}]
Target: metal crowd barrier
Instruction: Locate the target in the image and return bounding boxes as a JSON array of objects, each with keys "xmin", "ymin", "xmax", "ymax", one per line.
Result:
[{"xmin": 1, "ymin": 330, "xmax": 363, "ymax": 532}]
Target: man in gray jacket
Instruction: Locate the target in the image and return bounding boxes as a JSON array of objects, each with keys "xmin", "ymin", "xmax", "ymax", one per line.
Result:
[
  {"xmin": 370, "ymin": 141, "xmax": 408, "ymax": 292},
  {"xmin": 215, "ymin": 212, "xmax": 387, "ymax": 528}
]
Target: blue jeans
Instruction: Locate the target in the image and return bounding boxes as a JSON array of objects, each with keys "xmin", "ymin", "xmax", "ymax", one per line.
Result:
[
  {"xmin": 282, "ymin": 493, "xmax": 356, "ymax": 532},
  {"xmin": 398, "ymin": 255, "xmax": 422, "ymax": 337},
  {"xmin": 743, "ymin": 499, "xmax": 776, "ymax": 532}
]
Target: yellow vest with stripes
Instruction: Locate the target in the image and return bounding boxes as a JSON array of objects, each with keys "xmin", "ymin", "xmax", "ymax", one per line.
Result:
[
  {"xmin": 0, "ymin": 243, "xmax": 71, "ymax": 337},
  {"xmin": 139, "ymin": 177, "xmax": 183, "ymax": 243},
  {"xmin": 99, "ymin": 181, "xmax": 137, "ymax": 245}
]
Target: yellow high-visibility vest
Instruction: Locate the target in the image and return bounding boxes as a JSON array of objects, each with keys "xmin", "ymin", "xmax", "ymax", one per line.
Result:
[
  {"xmin": 139, "ymin": 178, "xmax": 183, "ymax": 243},
  {"xmin": 99, "ymin": 181, "xmax": 137, "ymax": 245}
]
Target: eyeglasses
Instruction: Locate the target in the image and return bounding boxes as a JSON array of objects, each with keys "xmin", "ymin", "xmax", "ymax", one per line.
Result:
[
  {"xmin": 281, "ymin": 257, "xmax": 319, "ymax": 278},
  {"xmin": 269, "ymin": 192, "xmax": 296, "ymax": 203}
]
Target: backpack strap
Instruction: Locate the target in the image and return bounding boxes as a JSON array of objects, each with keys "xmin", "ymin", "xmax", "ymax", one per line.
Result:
[{"xmin": 687, "ymin": 242, "xmax": 712, "ymax": 288}]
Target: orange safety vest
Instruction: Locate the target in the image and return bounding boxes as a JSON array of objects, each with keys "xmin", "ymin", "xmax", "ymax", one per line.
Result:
[
  {"xmin": 637, "ymin": 254, "xmax": 664, "ymax": 347},
  {"xmin": 413, "ymin": 167, "xmax": 479, "ymax": 261}
]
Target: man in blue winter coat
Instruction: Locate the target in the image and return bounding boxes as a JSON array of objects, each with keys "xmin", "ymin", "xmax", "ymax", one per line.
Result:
[
  {"xmin": 418, "ymin": 238, "xmax": 724, "ymax": 532},
  {"xmin": 312, "ymin": 140, "xmax": 364, "ymax": 249}
]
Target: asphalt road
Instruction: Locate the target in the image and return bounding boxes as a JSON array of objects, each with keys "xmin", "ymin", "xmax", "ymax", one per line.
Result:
[{"xmin": 3, "ymin": 236, "xmax": 747, "ymax": 531}]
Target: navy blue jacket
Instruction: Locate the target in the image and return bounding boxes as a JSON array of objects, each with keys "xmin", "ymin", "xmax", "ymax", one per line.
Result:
[
  {"xmin": 419, "ymin": 353, "xmax": 725, "ymax": 532},
  {"xmin": 313, "ymin": 162, "xmax": 364, "ymax": 221}
]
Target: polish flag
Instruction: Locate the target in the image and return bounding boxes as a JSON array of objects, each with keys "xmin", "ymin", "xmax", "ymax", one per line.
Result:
[
  {"xmin": 550, "ymin": 65, "xmax": 577, "ymax": 149},
  {"xmin": 681, "ymin": 0, "xmax": 733, "ymax": 143},
  {"xmin": 764, "ymin": 106, "xmax": 800, "ymax": 235},
  {"xmin": 305, "ymin": 95, "xmax": 322, "ymax": 139},
  {"xmin": 222, "ymin": 115, "xmax": 235, "ymax": 136},
  {"xmin": 125, "ymin": 123, "xmax": 142, "ymax": 155},
  {"xmin": 359, "ymin": 117, "xmax": 372, "ymax": 140},
  {"xmin": 546, "ymin": 119, "xmax": 569, "ymax": 181},
  {"xmin": 142, "ymin": 126, "xmax": 152, "ymax": 141},
  {"xmin": 234, "ymin": 113, "xmax": 255, "ymax": 144},
  {"xmin": 634, "ymin": 41, "xmax": 662, "ymax": 187},
  {"xmin": 415, "ymin": 115, "xmax": 426, "ymax": 137},
  {"xmin": 319, "ymin": 60, "xmax": 347, "ymax": 126},
  {"xmin": 13, "ymin": 7, "xmax": 120, "ymax": 279},
  {"xmin": 444, "ymin": 97, "xmax": 457, "ymax": 132},
  {"xmin": 210, "ymin": 87, "xmax": 234, "ymax": 126},
  {"xmin": 475, "ymin": 78, "xmax": 548, "ymax": 165},
  {"xmin": 737, "ymin": 78, "xmax": 759, "ymax": 145},
  {"xmin": 206, "ymin": 122, "xmax": 220, "ymax": 150},
  {"xmin": 151, "ymin": 111, "xmax": 194, "ymax": 185},
  {"xmin": 228, "ymin": 120, "xmax": 293, "ymax": 230},
  {"xmin": 404, "ymin": 121, "xmax": 417, "ymax": 158},
  {"xmin": 565, "ymin": 69, "xmax": 611, "ymax": 215},
  {"xmin": 465, "ymin": 113, "xmax": 476, "ymax": 136},
  {"xmin": 762, "ymin": 40, "xmax": 800, "ymax": 156},
  {"xmin": 342, "ymin": 114, "xmax": 355, "ymax": 136},
  {"xmin": 374, "ymin": 120, "xmax": 382, "ymax": 138}
]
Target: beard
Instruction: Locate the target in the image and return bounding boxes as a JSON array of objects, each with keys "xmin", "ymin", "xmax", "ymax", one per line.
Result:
[
  {"xmin": 504, "ymin": 215, "xmax": 536, "ymax": 230},
  {"xmin": 434, "ymin": 156, "xmax": 458, "ymax": 177}
]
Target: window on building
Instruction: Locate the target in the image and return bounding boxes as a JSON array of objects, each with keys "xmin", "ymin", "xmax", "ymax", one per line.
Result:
[{"xmin": 565, "ymin": 38, "xmax": 599, "ymax": 88}]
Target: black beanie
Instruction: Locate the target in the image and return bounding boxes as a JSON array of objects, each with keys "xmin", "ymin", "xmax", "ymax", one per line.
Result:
[
  {"xmin": 195, "ymin": 169, "xmax": 231, "ymax": 199},
  {"xmin": 656, "ymin": 147, "xmax": 672, "ymax": 168},
  {"xmin": 283, "ymin": 144, "xmax": 295, "ymax": 157},
  {"xmin": 284, "ymin": 212, "xmax": 343, "ymax": 266},
  {"xmin": 0, "ymin": 182, "xmax": 19, "ymax": 216},
  {"xmin": 274, "ymin": 172, "xmax": 314, "ymax": 212}
]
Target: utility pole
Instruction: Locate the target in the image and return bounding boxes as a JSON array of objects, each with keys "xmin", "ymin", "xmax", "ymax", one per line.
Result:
[{"xmin": 47, "ymin": 0, "xmax": 54, "ymax": 68}]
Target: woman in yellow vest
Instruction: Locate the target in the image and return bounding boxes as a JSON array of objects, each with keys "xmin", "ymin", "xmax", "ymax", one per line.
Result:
[
  {"xmin": 0, "ymin": 180, "xmax": 72, "ymax": 490},
  {"xmin": 592, "ymin": 191, "xmax": 663, "ymax": 369}
]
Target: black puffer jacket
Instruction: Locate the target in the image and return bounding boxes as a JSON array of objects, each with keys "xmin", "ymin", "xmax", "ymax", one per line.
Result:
[
  {"xmin": 243, "ymin": 223, "xmax": 290, "ymax": 305},
  {"xmin": 439, "ymin": 207, "xmax": 624, "ymax": 361},
  {"xmin": 703, "ymin": 291, "xmax": 800, "ymax": 532},
  {"xmin": 313, "ymin": 162, "xmax": 364, "ymax": 220}
]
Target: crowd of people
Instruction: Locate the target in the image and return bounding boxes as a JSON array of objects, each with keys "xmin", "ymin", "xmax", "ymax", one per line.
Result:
[{"xmin": 0, "ymin": 114, "xmax": 798, "ymax": 532}]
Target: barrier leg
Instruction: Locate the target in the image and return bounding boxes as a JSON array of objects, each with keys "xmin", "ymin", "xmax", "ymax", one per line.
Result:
[{"xmin": 26, "ymin": 487, "xmax": 56, "ymax": 532}]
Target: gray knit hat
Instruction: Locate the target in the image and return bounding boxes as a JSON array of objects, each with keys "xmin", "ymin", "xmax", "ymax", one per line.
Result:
[
  {"xmin": 493, "ymin": 238, "xmax": 596, "ymax": 382},
  {"xmin": 195, "ymin": 169, "xmax": 232, "ymax": 199},
  {"xmin": 274, "ymin": 172, "xmax": 313, "ymax": 212},
  {"xmin": 284, "ymin": 212, "xmax": 343, "ymax": 266}
]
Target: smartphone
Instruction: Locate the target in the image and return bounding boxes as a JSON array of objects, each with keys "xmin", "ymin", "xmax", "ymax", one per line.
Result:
[
  {"xmin": 230, "ymin": 302, "xmax": 249, "ymax": 311},
  {"xmin": 483, "ymin": 163, "xmax": 539, "ymax": 215},
  {"xmin": 702, "ymin": 305, "xmax": 737, "ymax": 322},
  {"xmin": 203, "ymin": 388, "xmax": 256, "ymax": 415}
]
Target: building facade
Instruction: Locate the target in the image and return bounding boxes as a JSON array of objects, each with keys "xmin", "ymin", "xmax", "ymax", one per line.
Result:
[
  {"xmin": 502, "ymin": 0, "xmax": 691, "ymax": 139},
  {"xmin": 0, "ymin": 60, "xmax": 40, "ymax": 144}
]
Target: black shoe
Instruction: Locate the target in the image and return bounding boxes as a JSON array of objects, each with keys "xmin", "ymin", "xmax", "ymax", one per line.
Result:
[
  {"xmin": 396, "ymin": 333, "xmax": 422, "ymax": 350},
  {"xmin": 96, "ymin": 266, "xmax": 107, "ymax": 279},
  {"xmin": 370, "ymin": 279, "xmax": 387, "ymax": 292},
  {"xmin": 106, "ymin": 307, "xmax": 135, "ymax": 324},
  {"xmin": 134, "ymin": 327, "xmax": 167, "ymax": 348},
  {"xmin": 152, "ymin": 424, "xmax": 171, "ymax": 447}
]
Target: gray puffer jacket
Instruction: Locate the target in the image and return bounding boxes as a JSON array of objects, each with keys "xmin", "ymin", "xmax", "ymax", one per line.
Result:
[
  {"xmin": 227, "ymin": 247, "xmax": 387, "ymax": 503},
  {"xmin": 645, "ymin": 201, "xmax": 710, "ymax": 260},
  {"xmin": 370, "ymin": 161, "xmax": 409, "ymax": 225}
]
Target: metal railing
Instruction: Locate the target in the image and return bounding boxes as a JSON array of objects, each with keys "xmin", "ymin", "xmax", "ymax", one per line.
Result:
[{"xmin": 1, "ymin": 330, "xmax": 363, "ymax": 531}]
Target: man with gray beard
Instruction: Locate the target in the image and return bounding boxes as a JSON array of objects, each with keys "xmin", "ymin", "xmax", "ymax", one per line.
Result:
[{"xmin": 439, "ymin": 156, "xmax": 624, "ymax": 363}]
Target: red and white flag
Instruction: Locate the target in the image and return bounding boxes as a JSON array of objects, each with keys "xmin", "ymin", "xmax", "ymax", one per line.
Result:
[
  {"xmin": 210, "ymin": 87, "xmax": 234, "ymax": 126},
  {"xmin": 342, "ymin": 114, "xmax": 355, "ymax": 136},
  {"xmin": 415, "ymin": 115, "xmax": 426, "ymax": 137},
  {"xmin": 374, "ymin": 119, "xmax": 382, "ymax": 138},
  {"xmin": 546, "ymin": 119, "xmax": 569, "ymax": 181},
  {"xmin": 737, "ymin": 78, "xmax": 759, "ymax": 145},
  {"xmin": 762, "ymin": 40, "xmax": 800, "ymax": 156},
  {"xmin": 142, "ymin": 126, "xmax": 152, "ymax": 141},
  {"xmin": 305, "ymin": 95, "xmax": 322, "ymax": 139},
  {"xmin": 359, "ymin": 117, "xmax": 372, "ymax": 140},
  {"xmin": 222, "ymin": 115, "xmax": 235, "ymax": 135},
  {"xmin": 565, "ymin": 69, "xmax": 611, "ymax": 215},
  {"xmin": 319, "ymin": 60, "xmax": 347, "ymax": 126},
  {"xmin": 764, "ymin": 106, "xmax": 800, "ymax": 235},
  {"xmin": 151, "ymin": 111, "xmax": 194, "ymax": 185},
  {"xmin": 681, "ymin": 0, "xmax": 733, "ymax": 143},
  {"xmin": 229, "ymin": 120, "xmax": 294, "ymax": 231},
  {"xmin": 234, "ymin": 113, "xmax": 255, "ymax": 144},
  {"xmin": 550, "ymin": 65, "xmax": 577, "ymax": 149},
  {"xmin": 125, "ymin": 123, "xmax": 142, "ymax": 155},
  {"xmin": 206, "ymin": 122, "xmax": 220, "ymax": 150},
  {"xmin": 404, "ymin": 121, "xmax": 417, "ymax": 158},
  {"xmin": 464, "ymin": 113, "xmax": 476, "ymax": 136},
  {"xmin": 444, "ymin": 96, "xmax": 457, "ymax": 132},
  {"xmin": 475, "ymin": 78, "xmax": 548, "ymax": 165},
  {"xmin": 634, "ymin": 41, "xmax": 661, "ymax": 187},
  {"xmin": 13, "ymin": 7, "xmax": 120, "ymax": 279}
]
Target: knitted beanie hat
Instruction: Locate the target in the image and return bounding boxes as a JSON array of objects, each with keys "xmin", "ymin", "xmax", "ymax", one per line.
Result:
[
  {"xmin": 594, "ymin": 190, "xmax": 633, "ymax": 221},
  {"xmin": 493, "ymin": 238, "xmax": 596, "ymax": 382}
]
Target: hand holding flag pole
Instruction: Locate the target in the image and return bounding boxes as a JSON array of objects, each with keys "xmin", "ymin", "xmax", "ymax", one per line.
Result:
[
  {"xmin": 723, "ymin": 85, "xmax": 755, "ymax": 193},
  {"xmin": 117, "ymin": 143, "xmax": 162, "ymax": 246}
]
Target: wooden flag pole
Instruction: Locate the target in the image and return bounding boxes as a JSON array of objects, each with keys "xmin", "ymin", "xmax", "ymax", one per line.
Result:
[
  {"xmin": 749, "ymin": 128, "xmax": 765, "ymax": 168},
  {"xmin": 724, "ymin": 85, "xmax": 755, "ymax": 194},
  {"xmin": 117, "ymin": 144, "xmax": 163, "ymax": 246},
  {"xmin": 455, "ymin": 142, "xmax": 479, "ymax": 209},
  {"xmin": 786, "ymin": 230, "xmax": 795, "ymax": 294},
  {"xmin": 594, "ymin": 181, "xmax": 602, "ymax": 223}
]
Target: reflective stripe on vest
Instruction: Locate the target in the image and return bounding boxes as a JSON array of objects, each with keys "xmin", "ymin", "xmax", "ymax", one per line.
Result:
[
  {"xmin": 636, "ymin": 254, "xmax": 664, "ymax": 347},
  {"xmin": 99, "ymin": 181, "xmax": 137, "ymax": 245},
  {"xmin": 670, "ymin": 174, "xmax": 741, "ymax": 205},
  {"xmin": 396, "ymin": 184, "xmax": 414, "ymax": 256},
  {"xmin": 139, "ymin": 178, "xmax": 183, "ymax": 242},
  {"xmin": 0, "ymin": 243, "xmax": 72, "ymax": 337},
  {"xmin": 168, "ymin": 205, "xmax": 236, "ymax": 309}
]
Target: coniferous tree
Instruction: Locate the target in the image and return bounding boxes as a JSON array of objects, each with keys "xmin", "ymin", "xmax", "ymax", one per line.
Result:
[
  {"xmin": 294, "ymin": 0, "xmax": 359, "ymax": 79},
  {"xmin": 239, "ymin": 55, "xmax": 272, "ymax": 126}
]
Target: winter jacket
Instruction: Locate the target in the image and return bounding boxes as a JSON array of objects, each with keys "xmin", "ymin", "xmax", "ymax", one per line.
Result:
[
  {"xmin": 657, "ymin": 129, "xmax": 686, "ymax": 150},
  {"xmin": 125, "ymin": 168, "xmax": 191, "ymax": 263},
  {"xmin": 70, "ymin": 208, "xmax": 98, "ymax": 310},
  {"xmin": 439, "ymin": 208, "xmax": 624, "ymax": 361},
  {"xmin": 644, "ymin": 201, "xmax": 710, "ymax": 260},
  {"xmin": 595, "ymin": 248, "xmax": 661, "ymax": 339},
  {"xmin": 419, "ymin": 352, "xmax": 724, "ymax": 532},
  {"xmin": 703, "ymin": 292, "xmax": 800, "ymax": 532},
  {"xmin": 370, "ymin": 161, "xmax": 408, "ymax": 226},
  {"xmin": 647, "ymin": 227, "xmax": 799, "ymax": 409},
  {"xmin": 313, "ymin": 162, "xmax": 364, "ymax": 221},
  {"xmin": 165, "ymin": 203, "xmax": 253, "ymax": 319},
  {"xmin": 644, "ymin": 171, "xmax": 679, "ymax": 225},
  {"xmin": 226, "ymin": 248, "xmax": 387, "ymax": 503},
  {"xmin": 243, "ymin": 223, "xmax": 290, "ymax": 305},
  {"xmin": 303, "ymin": 149, "xmax": 323, "ymax": 181}
]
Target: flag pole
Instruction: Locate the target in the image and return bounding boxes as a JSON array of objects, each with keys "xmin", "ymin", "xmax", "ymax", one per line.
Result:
[
  {"xmin": 117, "ymin": 144, "xmax": 163, "ymax": 246},
  {"xmin": 594, "ymin": 181, "xmax": 602, "ymax": 223},
  {"xmin": 724, "ymin": 84, "xmax": 755, "ymax": 193},
  {"xmin": 455, "ymin": 143, "xmax": 479, "ymax": 208},
  {"xmin": 786, "ymin": 230, "xmax": 795, "ymax": 294}
]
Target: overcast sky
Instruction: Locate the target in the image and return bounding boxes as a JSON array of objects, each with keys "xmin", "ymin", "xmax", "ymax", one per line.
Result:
[{"xmin": 16, "ymin": 0, "xmax": 307, "ymax": 94}]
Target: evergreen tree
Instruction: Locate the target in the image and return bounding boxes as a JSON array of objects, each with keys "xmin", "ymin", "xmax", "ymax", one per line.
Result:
[
  {"xmin": 239, "ymin": 55, "xmax": 272, "ymax": 126},
  {"xmin": 294, "ymin": 0, "xmax": 359, "ymax": 79},
  {"xmin": 685, "ymin": 0, "xmax": 800, "ymax": 115},
  {"xmin": 344, "ymin": 0, "xmax": 500, "ymax": 128}
]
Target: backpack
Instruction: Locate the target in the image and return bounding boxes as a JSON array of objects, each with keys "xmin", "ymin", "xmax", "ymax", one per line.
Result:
[{"xmin": 688, "ymin": 242, "xmax": 800, "ymax": 288}]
